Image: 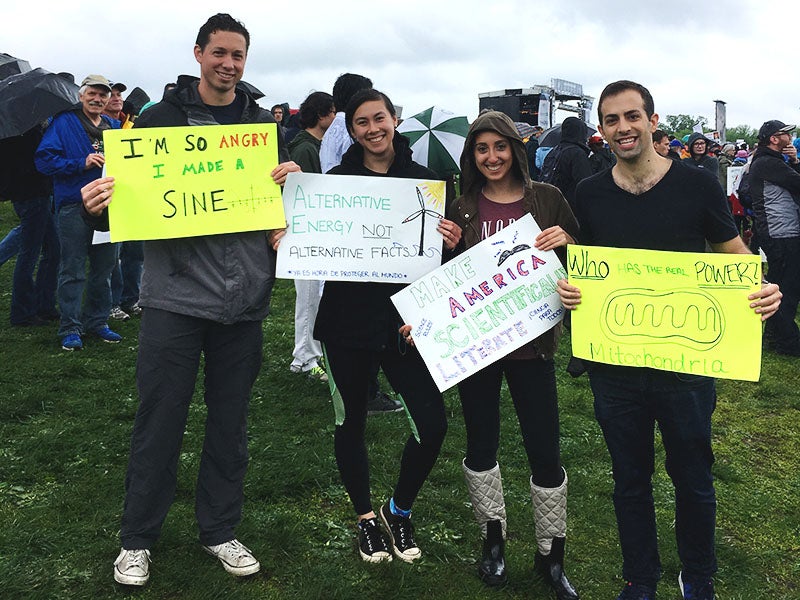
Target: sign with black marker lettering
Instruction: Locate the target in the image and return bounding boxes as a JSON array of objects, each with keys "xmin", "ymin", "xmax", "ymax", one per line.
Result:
[
  {"xmin": 103, "ymin": 124, "xmax": 284, "ymax": 241},
  {"xmin": 277, "ymin": 172, "xmax": 446, "ymax": 282},
  {"xmin": 568, "ymin": 245, "xmax": 762, "ymax": 381}
]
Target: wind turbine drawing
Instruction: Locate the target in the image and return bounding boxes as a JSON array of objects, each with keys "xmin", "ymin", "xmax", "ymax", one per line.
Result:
[{"xmin": 402, "ymin": 186, "xmax": 444, "ymax": 256}]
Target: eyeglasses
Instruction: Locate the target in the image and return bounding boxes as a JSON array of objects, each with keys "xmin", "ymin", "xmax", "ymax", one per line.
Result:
[{"xmin": 772, "ymin": 131, "xmax": 791, "ymax": 139}]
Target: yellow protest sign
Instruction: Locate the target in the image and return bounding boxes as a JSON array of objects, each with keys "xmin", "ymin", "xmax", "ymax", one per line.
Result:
[
  {"xmin": 568, "ymin": 245, "xmax": 763, "ymax": 381},
  {"xmin": 103, "ymin": 124, "xmax": 285, "ymax": 242}
]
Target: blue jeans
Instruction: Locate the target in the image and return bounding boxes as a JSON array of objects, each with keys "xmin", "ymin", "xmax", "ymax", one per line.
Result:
[
  {"xmin": 0, "ymin": 224, "xmax": 21, "ymax": 266},
  {"xmin": 589, "ymin": 367, "xmax": 717, "ymax": 587},
  {"xmin": 111, "ymin": 241, "xmax": 144, "ymax": 307},
  {"xmin": 56, "ymin": 202, "xmax": 117, "ymax": 336},
  {"xmin": 10, "ymin": 197, "xmax": 60, "ymax": 324}
]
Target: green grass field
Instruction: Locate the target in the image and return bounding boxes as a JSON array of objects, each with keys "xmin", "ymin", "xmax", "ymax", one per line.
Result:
[{"xmin": 0, "ymin": 202, "xmax": 798, "ymax": 599}]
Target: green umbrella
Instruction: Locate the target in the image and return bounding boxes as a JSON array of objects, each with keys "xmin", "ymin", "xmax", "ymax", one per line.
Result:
[{"xmin": 397, "ymin": 106, "xmax": 469, "ymax": 176}]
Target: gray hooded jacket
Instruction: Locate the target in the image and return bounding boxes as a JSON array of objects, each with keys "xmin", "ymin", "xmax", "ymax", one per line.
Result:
[{"xmin": 131, "ymin": 78, "xmax": 288, "ymax": 323}]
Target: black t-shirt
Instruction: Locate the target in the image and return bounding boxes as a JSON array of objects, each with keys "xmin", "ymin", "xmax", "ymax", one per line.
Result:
[
  {"xmin": 76, "ymin": 110, "xmax": 112, "ymax": 154},
  {"xmin": 573, "ymin": 160, "xmax": 738, "ymax": 252},
  {"xmin": 206, "ymin": 93, "xmax": 245, "ymax": 125}
]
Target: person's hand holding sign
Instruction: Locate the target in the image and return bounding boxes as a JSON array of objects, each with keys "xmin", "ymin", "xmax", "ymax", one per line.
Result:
[
  {"xmin": 268, "ymin": 228, "xmax": 286, "ymax": 251},
  {"xmin": 399, "ymin": 324, "xmax": 415, "ymax": 347},
  {"xmin": 556, "ymin": 278, "xmax": 582, "ymax": 311},
  {"xmin": 437, "ymin": 219, "xmax": 462, "ymax": 250},
  {"xmin": 82, "ymin": 176, "xmax": 114, "ymax": 216},
  {"xmin": 535, "ymin": 225, "xmax": 574, "ymax": 252},
  {"xmin": 270, "ymin": 160, "xmax": 301, "ymax": 186}
]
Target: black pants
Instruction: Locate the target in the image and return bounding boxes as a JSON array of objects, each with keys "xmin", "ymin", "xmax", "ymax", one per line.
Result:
[
  {"xmin": 458, "ymin": 357, "xmax": 563, "ymax": 488},
  {"xmin": 120, "ymin": 308, "xmax": 263, "ymax": 549},
  {"xmin": 763, "ymin": 236, "xmax": 800, "ymax": 352},
  {"xmin": 590, "ymin": 369, "xmax": 717, "ymax": 585},
  {"xmin": 325, "ymin": 341, "xmax": 447, "ymax": 515}
]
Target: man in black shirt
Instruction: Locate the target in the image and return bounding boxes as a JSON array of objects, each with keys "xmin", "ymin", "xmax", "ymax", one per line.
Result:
[{"xmin": 557, "ymin": 80, "xmax": 781, "ymax": 600}]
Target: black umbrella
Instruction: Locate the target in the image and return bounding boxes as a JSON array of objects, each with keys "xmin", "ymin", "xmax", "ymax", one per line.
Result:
[
  {"xmin": 538, "ymin": 122, "xmax": 597, "ymax": 148},
  {"xmin": 0, "ymin": 52, "xmax": 32, "ymax": 80},
  {"xmin": 0, "ymin": 68, "xmax": 79, "ymax": 139},
  {"xmin": 124, "ymin": 86, "xmax": 150, "ymax": 115}
]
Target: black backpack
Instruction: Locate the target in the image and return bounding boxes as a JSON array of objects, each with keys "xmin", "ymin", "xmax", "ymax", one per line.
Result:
[
  {"xmin": 737, "ymin": 171, "xmax": 753, "ymax": 208},
  {"xmin": 539, "ymin": 145, "xmax": 564, "ymax": 187}
]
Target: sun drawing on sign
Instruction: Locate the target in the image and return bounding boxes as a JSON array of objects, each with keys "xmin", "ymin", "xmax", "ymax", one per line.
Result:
[{"xmin": 402, "ymin": 183, "xmax": 445, "ymax": 256}]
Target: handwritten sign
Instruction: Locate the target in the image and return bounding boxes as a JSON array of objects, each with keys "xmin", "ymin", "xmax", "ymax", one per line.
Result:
[
  {"xmin": 727, "ymin": 165, "xmax": 744, "ymax": 196},
  {"xmin": 392, "ymin": 214, "xmax": 566, "ymax": 392},
  {"xmin": 567, "ymin": 245, "xmax": 762, "ymax": 381},
  {"xmin": 277, "ymin": 172, "xmax": 446, "ymax": 282},
  {"xmin": 103, "ymin": 124, "xmax": 284, "ymax": 242}
]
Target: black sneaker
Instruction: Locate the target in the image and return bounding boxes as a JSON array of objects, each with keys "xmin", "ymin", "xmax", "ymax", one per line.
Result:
[
  {"xmin": 617, "ymin": 581, "xmax": 656, "ymax": 600},
  {"xmin": 367, "ymin": 391, "xmax": 403, "ymax": 415},
  {"xmin": 379, "ymin": 502, "xmax": 421, "ymax": 562},
  {"xmin": 357, "ymin": 517, "xmax": 391, "ymax": 563},
  {"xmin": 679, "ymin": 571, "xmax": 715, "ymax": 600}
]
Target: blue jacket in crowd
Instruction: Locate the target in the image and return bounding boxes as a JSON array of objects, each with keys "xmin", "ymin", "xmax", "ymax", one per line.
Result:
[{"xmin": 34, "ymin": 109, "xmax": 120, "ymax": 210}]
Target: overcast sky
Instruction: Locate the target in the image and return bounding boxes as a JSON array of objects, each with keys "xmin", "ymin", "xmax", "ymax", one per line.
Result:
[{"xmin": 7, "ymin": 1, "xmax": 798, "ymax": 132}]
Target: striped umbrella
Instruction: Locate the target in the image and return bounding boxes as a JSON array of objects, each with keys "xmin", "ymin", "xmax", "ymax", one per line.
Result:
[{"xmin": 397, "ymin": 106, "xmax": 469, "ymax": 176}]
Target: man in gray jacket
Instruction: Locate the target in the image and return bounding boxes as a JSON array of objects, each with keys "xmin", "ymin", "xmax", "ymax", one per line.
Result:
[
  {"xmin": 82, "ymin": 13, "xmax": 299, "ymax": 586},
  {"xmin": 750, "ymin": 120, "xmax": 800, "ymax": 355}
]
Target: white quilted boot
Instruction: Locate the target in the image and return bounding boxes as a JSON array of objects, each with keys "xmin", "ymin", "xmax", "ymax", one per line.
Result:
[
  {"xmin": 531, "ymin": 469, "xmax": 579, "ymax": 599},
  {"xmin": 463, "ymin": 460, "xmax": 507, "ymax": 587}
]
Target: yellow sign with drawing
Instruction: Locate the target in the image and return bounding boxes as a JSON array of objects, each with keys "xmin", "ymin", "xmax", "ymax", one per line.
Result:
[
  {"xmin": 103, "ymin": 124, "xmax": 285, "ymax": 242},
  {"xmin": 568, "ymin": 245, "xmax": 762, "ymax": 381}
]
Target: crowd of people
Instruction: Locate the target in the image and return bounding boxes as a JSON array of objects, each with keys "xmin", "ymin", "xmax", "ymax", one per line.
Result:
[{"xmin": 1, "ymin": 11, "xmax": 796, "ymax": 600}]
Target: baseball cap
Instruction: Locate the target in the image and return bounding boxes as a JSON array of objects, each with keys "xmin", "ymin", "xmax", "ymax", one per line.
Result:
[
  {"xmin": 588, "ymin": 134, "xmax": 604, "ymax": 145},
  {"xmin": 669, "ymin": 139, "xmax": 683, "ymax": 148},
  {"xmin": 111, "ymin": 81, "xmax": 127, "ymax": 92},
  {"xmin": 80, "ymin": 74, "xmax": 112, "ymax": 92},
  {"xmin": 758, "ymin": 120, "xmax": 795, "ymax": 141}
]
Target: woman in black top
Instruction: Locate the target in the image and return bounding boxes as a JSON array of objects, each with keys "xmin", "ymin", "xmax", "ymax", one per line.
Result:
[{"xmin": 314, "ymin": 89, "xmax": 461, "ymax": 564}]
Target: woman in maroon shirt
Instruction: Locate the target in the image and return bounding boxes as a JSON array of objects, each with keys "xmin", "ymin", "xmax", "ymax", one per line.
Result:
[{"xmin": 446, "ymin": 111, "xmax": 580, "ymax": 598}]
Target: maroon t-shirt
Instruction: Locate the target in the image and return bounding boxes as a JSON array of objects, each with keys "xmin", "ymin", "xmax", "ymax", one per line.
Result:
[{"xmin": 478, "ymin": 191, "xmax": 538, "ymax": 360}]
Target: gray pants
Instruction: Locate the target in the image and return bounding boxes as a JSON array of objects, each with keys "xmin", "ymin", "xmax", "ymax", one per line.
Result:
[{"xmin": 120, "ymin": 308, "xmax": 263, "ymax": 549}]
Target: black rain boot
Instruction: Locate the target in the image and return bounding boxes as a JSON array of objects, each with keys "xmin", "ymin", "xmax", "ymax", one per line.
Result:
[
  {"xmin": 463, "ymin": 460, "xmax": 508, "ymax": 587},
  {"xmin": 534, "ymin": 537, "xmax": 579, "ymax": 600},
  {"xmin": 479, "ymin": 519, "xmax": 507, "ymax": 587}
]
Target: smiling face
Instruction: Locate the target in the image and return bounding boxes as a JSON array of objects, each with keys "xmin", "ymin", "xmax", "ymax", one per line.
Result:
[
  {"xmin": 350, "ymin": 99, "xmax": 397, "ymax": 160},
  {"xmin": 194, "ymin": 29, "xmax": 246, "ymax": 104},
  {"xmin": 106, "ymin": 89, "xmax": 124, "ymax": 114},
  {"xmin": 598, "ymin": 89, "xmax": 659, "ymax": 162},
  {"xmin": 80, "ymin": 86, "xmax": 110, "ymax": 119},
  {"xmin": 473, "ymin": 131, "xmax": 514, "ymax": 184}
]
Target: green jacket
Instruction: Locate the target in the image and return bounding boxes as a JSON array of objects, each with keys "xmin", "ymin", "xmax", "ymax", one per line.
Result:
[{"xmin": 287, "ymin": 130, "xmax": 322, "ymax": 174}]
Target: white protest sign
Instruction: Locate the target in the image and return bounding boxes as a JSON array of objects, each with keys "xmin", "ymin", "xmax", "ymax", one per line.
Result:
[
  {"xmin": 277, "ymin": 172, "xmax": 446, "ymax": 282},
  {"xmin": 391, "ymin": 214, "xmax": 566, "ymax": 392},
  {"xmin": 727, "ymin": 166, "xmax": 744, "ymax": 196}
]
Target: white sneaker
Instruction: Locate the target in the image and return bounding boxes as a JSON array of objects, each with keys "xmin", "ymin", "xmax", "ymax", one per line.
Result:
[
  {"xmin": 202, "ymin": 539, "xmax": 260, "ymax": 576},
  {"xmin": 113, "ymin": 548, "xmax": 150, "ymax": 586},
  {"xmin": 109, "ymin": 306, "xmax": 130, "ymax": 321},
  {"xmin": 308, "ymin": 365, "xmax": 329, "ymax": 383}
]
